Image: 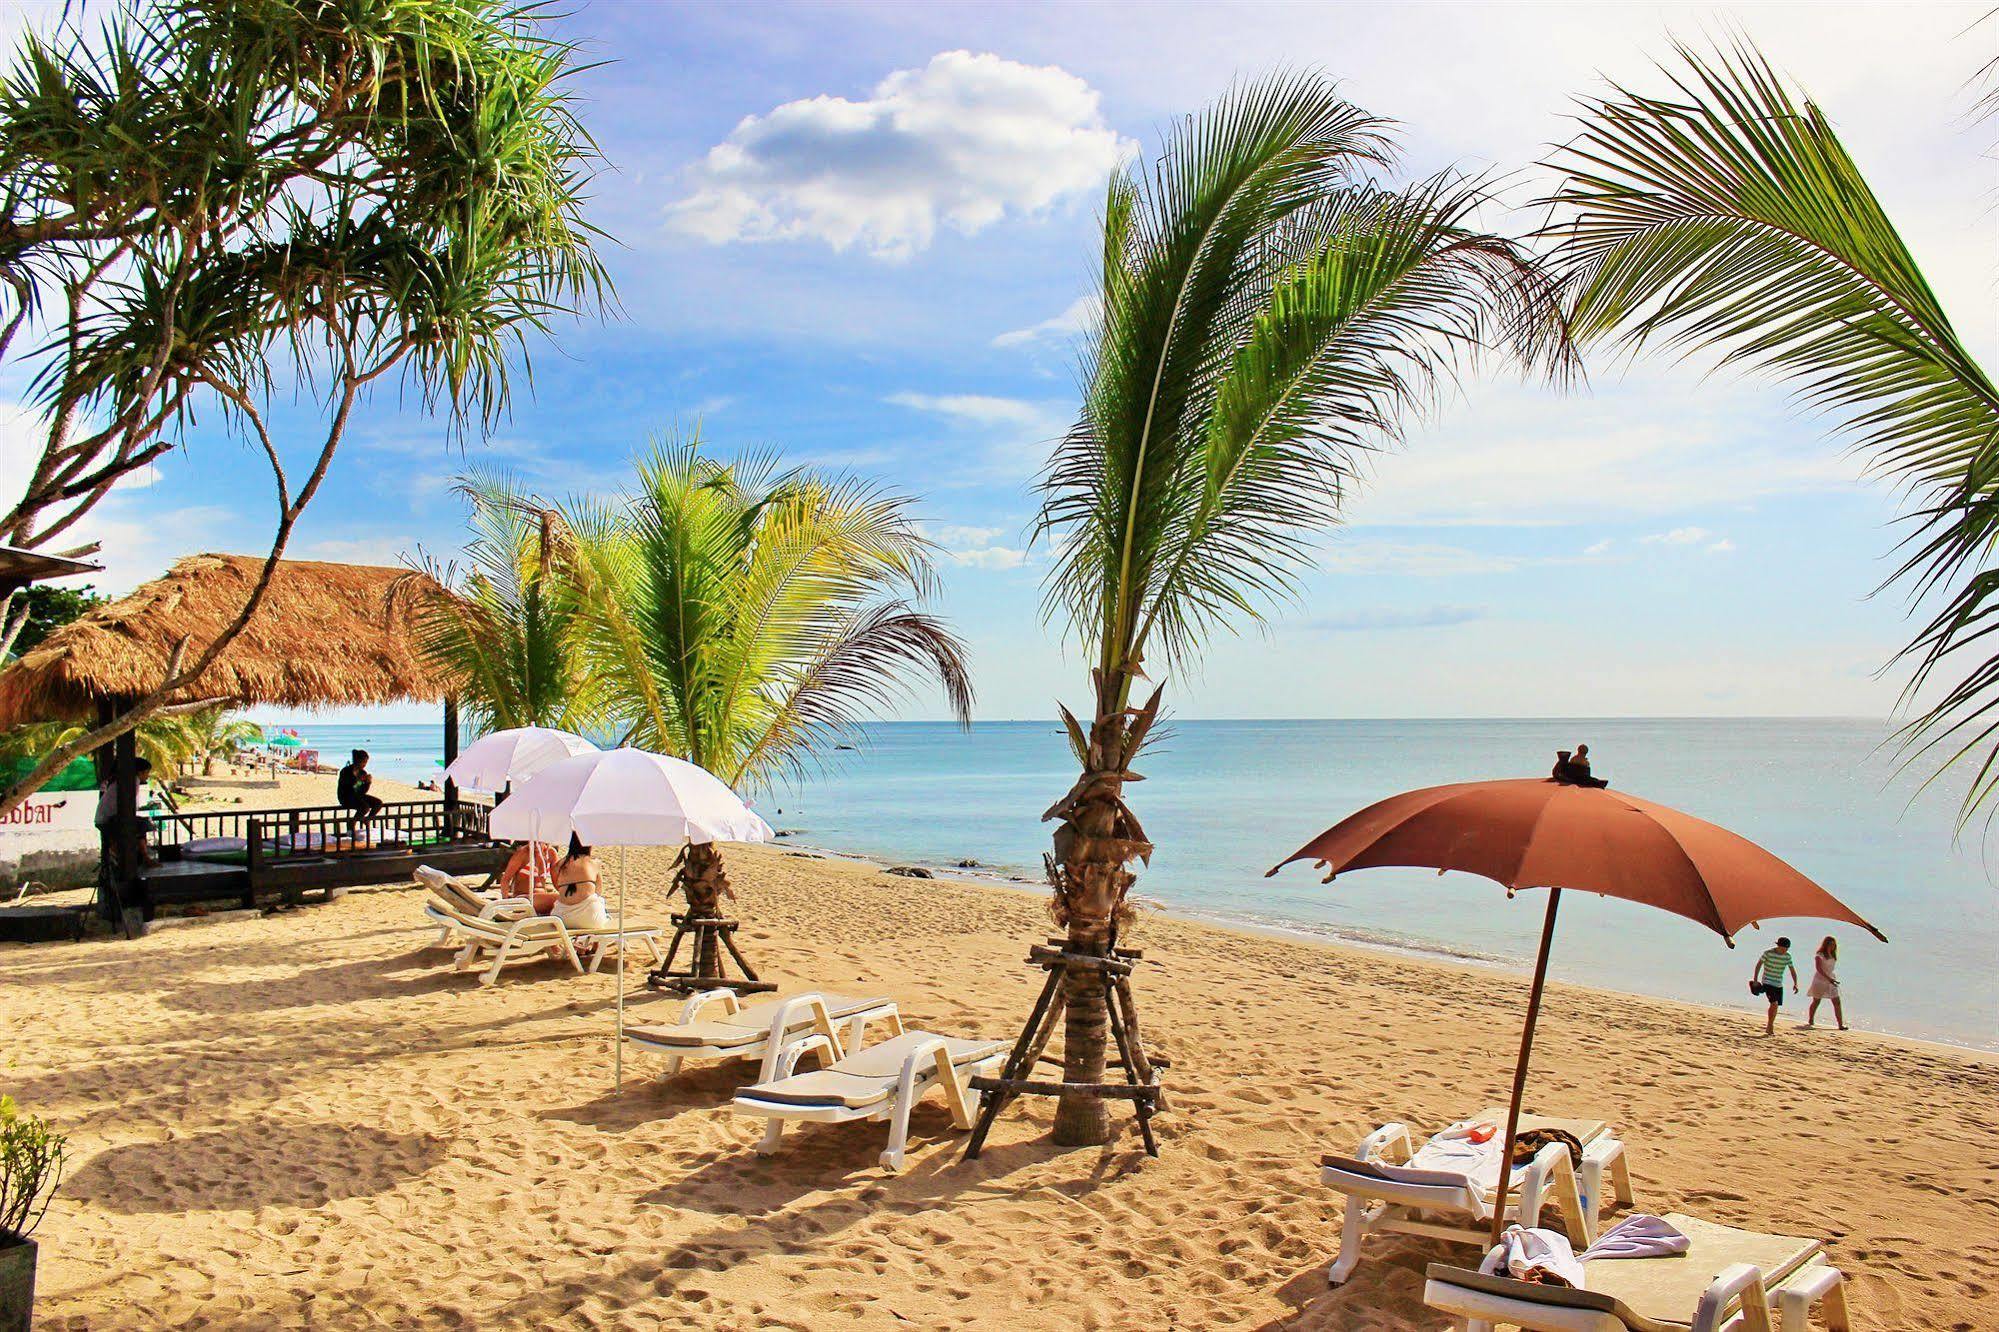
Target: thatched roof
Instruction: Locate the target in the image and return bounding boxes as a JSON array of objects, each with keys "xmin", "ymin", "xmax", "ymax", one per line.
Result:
[{"xmin": 0, "ymin": 553, "xmax": 456, "ymax": 725}]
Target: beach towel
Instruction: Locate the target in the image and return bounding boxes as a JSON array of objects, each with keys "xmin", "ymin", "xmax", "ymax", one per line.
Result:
[
  {"xmin": 1480, "ymin": 1225, "xmax": 1585, "ymax": 1288},
  {"xmin": 1579, "ymin": 1213, "xmax": 1689, "ymax": 1262}
]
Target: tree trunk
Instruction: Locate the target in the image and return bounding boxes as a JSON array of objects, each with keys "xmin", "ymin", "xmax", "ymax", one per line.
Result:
[
  {"xmin": 676, "ymin": 841, "xmax": 734, "ymax": 980},
  {"xmin": 1044, "ymin": 675, "xmax": 1160, "ymax": 1147}
]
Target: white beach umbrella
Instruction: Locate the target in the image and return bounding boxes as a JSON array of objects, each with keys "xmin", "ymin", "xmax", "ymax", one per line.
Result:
[
  {"xmin": 490, "ymin": 747, "xmax": 773, "ymax": 1088},
  {"xmin": 444, "ymin": 726, "xmax": 599, "ymax": 794}
]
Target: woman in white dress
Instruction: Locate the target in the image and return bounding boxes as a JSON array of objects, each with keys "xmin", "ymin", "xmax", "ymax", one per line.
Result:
[{"xmin": 1805, "ymin": 935, "xmax": 1846, "ymax": 1030}]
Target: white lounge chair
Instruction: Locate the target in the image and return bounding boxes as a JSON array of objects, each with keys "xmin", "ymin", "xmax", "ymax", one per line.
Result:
[
  {"xmin": 732, "ymin": 1029, "xmax": 1005, "ymax": 1172},
  {"xmin": 430, "ymin": 900, "xmax": 665, "ymax": 986},
  {"xmin": 1423, "ymin": 1212, "xmax": 1850, "ymax": 1332},
  {"xmin": 1321, "ymin": 1108, "xmax": 1634, "ymax": 1285},
  {"xmin": 416, "ymin": 865, "xmax": 528, "ymax": 948},
  {"xmin": 624, "ymin": 989, "xmax": 903, "ymax": 1082}
]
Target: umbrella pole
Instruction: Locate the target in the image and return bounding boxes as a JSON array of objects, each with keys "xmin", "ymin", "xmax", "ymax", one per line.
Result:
[
  {"xmin": 1489, "ymin": 886, "xmax": 1562, "ymax": 1246},
  {"xmin": 616, "ymin": 843, "xmax": 626, "ymax": 1094}
]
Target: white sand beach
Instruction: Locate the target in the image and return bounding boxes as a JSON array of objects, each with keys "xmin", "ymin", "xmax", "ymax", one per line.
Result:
[{"xmin": 6, "ymin": 827, "xmax": 1993, "ymax": 1329}]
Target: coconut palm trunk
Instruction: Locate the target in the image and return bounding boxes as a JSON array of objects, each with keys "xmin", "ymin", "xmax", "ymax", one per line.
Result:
[
  {"xmin": 676, "ymin": 839, "xmax": 736, "ymax": 979},
  {"xmin": 1044, "ymin": 671, "xmax": 1159, "ymax": 1143},
  {"xmin": 1032, "ymin": 73, "xmax": 1573, "ymax": 1147}
]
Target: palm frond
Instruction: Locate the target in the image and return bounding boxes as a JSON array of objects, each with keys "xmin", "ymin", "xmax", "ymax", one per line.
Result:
[
  {"xmin": 401, "ymin": 469, "xmax": 599, "ymax": 735},
  {"xmin": 1040, "ymin": 71, "xmax": 1570, "ymax": 722},
  {"xmin": 1542, "ymin": 41, "xmax": 1999, "ymax": 823},
  {"xmin": 549, "ymin": 432, "xmax": 972, "ymax": 795}
]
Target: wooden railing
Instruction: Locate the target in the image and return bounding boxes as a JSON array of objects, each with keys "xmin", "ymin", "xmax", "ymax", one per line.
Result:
[{"xmin": 151, "ymin": 800, "xmax": 491, "ymax": 858}]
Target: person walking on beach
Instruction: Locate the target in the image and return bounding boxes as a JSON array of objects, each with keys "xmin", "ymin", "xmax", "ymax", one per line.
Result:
[
  {"xmin": 1749, "ymin": 935, "xmax": 1799, "ymax": 1036},
  {"xmin": 337, "ymin": 748, "xmax": 385, "ymax": 831},
  {"xmin": 1805, "ymin": 935, "xmax": 1846, "ymax": 1030}
]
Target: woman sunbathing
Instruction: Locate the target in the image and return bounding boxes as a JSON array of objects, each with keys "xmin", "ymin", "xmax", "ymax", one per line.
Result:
[{"xmin": 496, "ymin": 840, "xmax": 558, "ymax": 903}]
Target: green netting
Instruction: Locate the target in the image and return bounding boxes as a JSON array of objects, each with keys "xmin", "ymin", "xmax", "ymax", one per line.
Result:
[{"xmin": 0, "ymin": 755, "xmax": 97, "ymax": 792}]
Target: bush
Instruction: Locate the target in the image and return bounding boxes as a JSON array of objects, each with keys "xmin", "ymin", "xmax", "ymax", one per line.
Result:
[{"xmin": 0, "ymin": 1096, "xmax": 64, "ymax": 1244}]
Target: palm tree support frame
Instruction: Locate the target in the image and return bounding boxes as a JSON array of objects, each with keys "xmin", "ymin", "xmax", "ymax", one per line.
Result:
[
  {"xmin": 962, "ymin": 940, "xmax": 1168, "ymax": 1160},
  {"xmin": 645, "ymin": 842, "xmax": 776, "ymax": 995}
]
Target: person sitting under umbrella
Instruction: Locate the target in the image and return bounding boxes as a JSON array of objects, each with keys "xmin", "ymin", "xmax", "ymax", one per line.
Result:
[{"xmin": 550, "ymin": 834, "xmax": 608, "ymax": 961}]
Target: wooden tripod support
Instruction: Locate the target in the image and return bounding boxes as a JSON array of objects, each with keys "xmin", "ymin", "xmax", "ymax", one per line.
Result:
[
  {"xmin": 962, "ymin": 939, "xmax": 1168, "ymax": 1160},
  {"xmin": 645, "ymin": 911, "xmax": 777, "ymax": 995}
]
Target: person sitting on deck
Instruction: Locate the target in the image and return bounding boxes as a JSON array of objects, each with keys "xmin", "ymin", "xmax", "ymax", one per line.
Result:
[{"xmin": 337, "ymin": 749, "xmax": 386, "ymax": 831}]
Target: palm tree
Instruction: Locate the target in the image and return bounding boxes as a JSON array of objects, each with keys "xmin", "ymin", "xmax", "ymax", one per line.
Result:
[
  {"xmin": 552, "ymin": 438, "xmax": 974, "ymax": 976},
  {"xmin": 1034, "ymin": 72, "xmax": 1574, "ymax": 1145},
  {"xmin": 179, "ymin": 706, "xmax": 262, "ymax": 776},
  {"xmin": 401, "ymin": 472, "xmax": 602, "ymax": 736},
  {"xmin": 1541, "ymin": 43, "xmax": 1999, "ymax": 821}
]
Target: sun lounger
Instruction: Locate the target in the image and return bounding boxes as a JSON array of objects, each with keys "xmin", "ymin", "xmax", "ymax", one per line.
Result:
[
  {"xmin": 732, "ymin": 1029, "xmax": 1006, "ymax": 1172},
  {"xmin": 416, "ymin": 865, "xmax": 529, "ymax": 947},
  {"xmin": 428, "ymin": 899, "xmax": 665, "ymax": 986},
  {"xmin": 1423, "ymin": 1212, "xmax": 1850, "ymax": 1332},
  {"xmin": 1321, "ymin": 1107, "xmax": 1634, "ymax": 1285},
  {"xmin": 624, "ymin": 989, "xmax": 903, "ymax": 1082}
]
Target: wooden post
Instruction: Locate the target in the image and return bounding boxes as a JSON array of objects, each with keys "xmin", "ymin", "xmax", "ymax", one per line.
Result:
[
  {"xmin": 1490, "ymin": 888, "xmax": 1563, "ymax": 1244},
  {"xmin": 113, "ymin": 723, "xmax": 143, "ymax": 928},
  {"xmin": 247, "ymin": 817, "xmax": 264, "ymax": 908},
  {"xmin": 92, "ymin": 699, "xmax": 118, "ymax": 923},
  {"xmin": 441, "ymin": 697, "xmax": 460, "ymax": 835}
]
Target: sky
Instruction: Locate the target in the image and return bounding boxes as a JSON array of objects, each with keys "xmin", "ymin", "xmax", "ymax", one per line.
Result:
[{"xmin": 2, "ymin": 0, "xmax": 1995, "ymax": 726}]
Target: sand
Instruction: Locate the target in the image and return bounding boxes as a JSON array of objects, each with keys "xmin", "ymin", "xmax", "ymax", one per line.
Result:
[{"xmin": 6, "ymin": 835, "xmax": 1995, "ymax": 1329}]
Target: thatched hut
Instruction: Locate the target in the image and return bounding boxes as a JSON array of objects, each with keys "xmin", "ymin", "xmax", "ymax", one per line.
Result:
[
  {"xmin": 0, "ymin": 553, "xmax": 499, "ymax": 925},
  {"xmin": 0, "ymin": 553, "xmax": 453, "ymax": 723}
]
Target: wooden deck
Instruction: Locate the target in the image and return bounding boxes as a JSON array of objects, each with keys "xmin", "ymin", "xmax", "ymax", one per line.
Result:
[{"xmin": 136, "ymin": 800, "xmax": 509, "ymax": 912}]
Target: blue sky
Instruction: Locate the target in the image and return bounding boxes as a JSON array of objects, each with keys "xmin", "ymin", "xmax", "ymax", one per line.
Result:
[{"xmin": 3, "ymin": 0, "xmax": 1995, "ymax": 725}]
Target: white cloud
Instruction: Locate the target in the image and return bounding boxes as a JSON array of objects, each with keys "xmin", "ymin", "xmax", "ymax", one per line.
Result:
[
  {"xmin": 993, "ymin": 294, "xmax": 1097, "ymax": 350},
  {"xmin": 1357, "ymin": 371, "xmax": 1864, "ymax": 528},
  {"xmin": 1322, "ymin": 536, "xmax": 1619, "ymax": 576},
  {"xmin": 1310, "ymin": 605, "xmax": 1487, "ymax": 633},
  {"xmin": 1707, "ymin": 538, "xmax": 1737, "ymax": 554},
  {"xmin": 885, "ymin": 391, "xmax": 1057, "ymax": 431},
  {"xmin": 887, "ymin": 389, "xmax": 1072, "ymax": 479},
  {"xmin": 922, "ymin": 521, "xmax": 1032, "ymax": 571},
  {"xmin": 951, "ymin": 545, "xmax": 1030, "ymax": 570},
  {"xmin": 297, "ymin": 535, "xmax": 419, "ymax": 568},
  {"xmin": 666, "ymin": 51, "xmax": 1132, "ymax": 260},
  {"xmin": 1640, "ymin": 526, "xmax": 1714, "ymax": 546}
]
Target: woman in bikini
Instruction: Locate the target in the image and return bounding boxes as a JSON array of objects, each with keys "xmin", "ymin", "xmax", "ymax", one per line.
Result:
[{"xmin": 549, "ymin": 835, "xmax": 609, "ymax": 962}]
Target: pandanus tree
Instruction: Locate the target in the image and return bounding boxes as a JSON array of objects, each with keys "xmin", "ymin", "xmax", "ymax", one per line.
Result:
[
  {"xmin": 550, "ymin": 440, "xmax": 974, "ymax": 974},
  {"xmin": 1542, "ymin": 43, "xmax": 1999, "ymax": 823},
  {"xmin": 1034, "ymin": 73, "xmax": 1574, "ymax": 1145},
  {"xmin": 400, "ymin": 472, "xmax": 602, "ymax": 735},
  {"xmin": 0, "ymin": 0, "xmax": 608, "ymax": 820}
]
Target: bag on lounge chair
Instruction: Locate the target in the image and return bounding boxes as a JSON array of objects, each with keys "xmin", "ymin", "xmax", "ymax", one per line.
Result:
[{"xmin": 1511, "ymin": 1127, "xmax": 1584, "ymax": 1171}]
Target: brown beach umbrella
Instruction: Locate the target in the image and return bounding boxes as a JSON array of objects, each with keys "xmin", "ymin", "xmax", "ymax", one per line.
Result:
[{"xmin": 1267, "ymin": 777, "xmax": 1885, "ymax": 1242}]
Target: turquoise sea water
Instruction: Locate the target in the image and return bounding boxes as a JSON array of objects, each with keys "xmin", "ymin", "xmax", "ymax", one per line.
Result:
[{"xmin": 268, "ymin": 717, "xmax": 1998, "ymax": 1051}]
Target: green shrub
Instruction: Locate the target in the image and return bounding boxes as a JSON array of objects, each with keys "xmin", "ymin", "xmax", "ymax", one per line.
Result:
[{"xmin": 0, "ymin": 1096, "xmax": 64, "ymax": 1243}]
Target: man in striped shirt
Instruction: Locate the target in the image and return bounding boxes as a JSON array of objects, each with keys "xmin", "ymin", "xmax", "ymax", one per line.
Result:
[{"xmin": 1749, "ymin": 936, "xmax": 1799, "ymax": 1036}]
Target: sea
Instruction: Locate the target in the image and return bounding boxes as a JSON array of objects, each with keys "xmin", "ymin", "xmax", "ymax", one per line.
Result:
[{"xmin": 270, "ymin": 717, "xmax": 1998, "ymax": 1052}]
